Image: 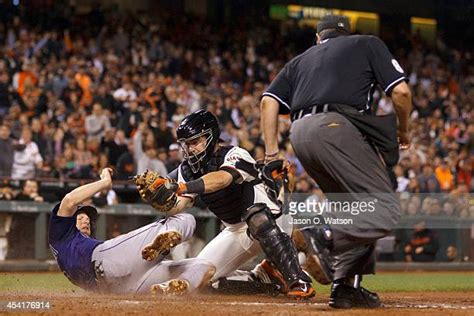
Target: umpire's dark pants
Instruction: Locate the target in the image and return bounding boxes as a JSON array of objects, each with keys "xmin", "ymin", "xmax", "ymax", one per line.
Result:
[{"xmin": 290, "ymin": 112, "xmax": 400, "ymax": 280}]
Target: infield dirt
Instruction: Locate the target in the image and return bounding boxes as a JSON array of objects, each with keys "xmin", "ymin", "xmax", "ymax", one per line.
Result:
[{"xmin": 1, "ymin": 291, "xmax": 473, "ymax": 315}]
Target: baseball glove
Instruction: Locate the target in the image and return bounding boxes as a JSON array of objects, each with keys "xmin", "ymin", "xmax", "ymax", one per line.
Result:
[{"xmin": 134, "ymin": 170, "xmax": 178, "ymax": 212}]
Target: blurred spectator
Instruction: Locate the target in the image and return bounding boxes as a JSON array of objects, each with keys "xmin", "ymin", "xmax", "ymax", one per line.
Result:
[
  {"xmin": 293, "ymin": 177, "xmax": 313, "ymax": 204},
  {"xmin": 74, "ymin": 137, "xmax": 94, "ymax": 178},
  {"xmin": 58, "ymin": 146, "xmax": 77, "ymax": 178},
  {"xmin": 74, "ymin": 65, "xmax": 93, "ymax": 107},
  {"xmin": 116, "ymin": 141, "xmax": 135, "ymax": 180},
  {"xmin": 66, "ymin": 111, "xmax": 86, "ymax": 138},
  {"xmin": 446, "ymin": 245, "xmax": 459, "ymax": 262},
  {"xmin": 456, "ymin": 158, "xmax": 472, "ymax": 190},
  {"xmin": 101, "ymin": 129, "xmax": 128, "ymax": 166},
  {"xmin": 85, "ymin": 103, "xmax": 111, "ymax": 142},
  {"xmin": 31, "ymin": 118, "xmax": 54, "ymax": 166},
  {"xmin": 11, "ymin": 127, "xmax": 43, "ymax": 180},
  {"xmin": 407, "ymin": 175, "xmax": 421, "ymax": 193},
  {"xmin": 12, "ymin": 60, "xmax": 37, "ymax": 97},
  {"xmin": 399, "ymin": 192, "xmax": 410, "ymax": 214},
  {"xmin": 435, "ymin": 159, "xmax": 454, "ymax": 192},
  {"xmin": 418, "ymin": 164, "xmax": 441, "ymax": 193},
  {"xmin": 0, "ymin": 184, "xmax": 15, "ymax": 200},
  {"xmin": 395, "ymin": 165, "xmax": 409, "ymax": 192},
  {"xmin": 165, "ymin": 143, "xmax": 182, "ymax": 172},
  {"xmin": 16, "ymin": 180, "xmax": 44, "ymax": 202},
  {"xmin": 253, "ymin": 145, "xmax": 265, "ymax": 162},
  {"xmin": 376, "ymin": 95, "xmax": 394, "ymax": 115},
  {"xmin": 118, "ymin": 100, "xmax": 142, "ymax": 137},
  {"xmin": 284, "ymin": 141, "xmax": 304, "ymax": 177},
  {"xmin": 0, "ymin": 124, "xmax": 14, "ymax": 177},
  {"xmin": 93, "ymin": 187, "xmax": 119, "ymax": 207},
  {"xmin": 0, "ymin": 68, "xmax": 12, "ymax": 116},
  {"xmin": 429, "ymin": 199, "xmax": 442, "ymax": 216},
  {"xmin": 133, "ymin": 124, "xmax": 167, "ymax": 175},
  {"xmin": 113, "ymin": 82, "xmax": 137, "ymax": 110},
  {"xmin": 93, "ymin": 84, "xmax": 115, "ymax": 112},
  {"xmin": 153, "ymin": 118, "xmax": 175, "ymax": 150},
  {"xmin": 110, "ymin": 222, "xmax": 122, "ymax": 238},
  {"xmin": 406, "ymin": 201, "xmax": 419, "ymax": 216},
  {"xmin": 442, "ymin": 201, "xmax": 456, "ymax": 216},
  {"xmin": 404, "ymin": 221, "xmax": 439, "ymax": 262}
]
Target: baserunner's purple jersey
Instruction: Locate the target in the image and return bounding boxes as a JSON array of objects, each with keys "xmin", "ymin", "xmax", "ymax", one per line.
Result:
[{"xmin": 48, "ymin": 203, "xmax": 103, "ymax": 289}]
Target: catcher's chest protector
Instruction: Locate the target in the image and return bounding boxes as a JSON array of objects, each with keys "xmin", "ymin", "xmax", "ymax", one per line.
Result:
[{"xmin": 180, "ymin": 146, "xmax": 254, "ymax": 224}]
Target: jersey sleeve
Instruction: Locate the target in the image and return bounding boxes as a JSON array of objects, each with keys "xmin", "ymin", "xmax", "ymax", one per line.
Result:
[
  {"xmin": 48, "ymin": 203, "xmax": 77, "ymax": 242},
  {"xmin": 262, "ymin": 64, "xmax": 292, "ymax": 114},
  {"xmin": 366, "ymin": 36, "xmax": 407, "ymax": 95},
  {"xmin": 220, "ymin": 147, "xmax": 256, "ymax": 183}
]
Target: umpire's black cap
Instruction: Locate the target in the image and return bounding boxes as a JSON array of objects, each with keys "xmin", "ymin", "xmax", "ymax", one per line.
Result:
[{"xmin": 317, "ymin": 15, "xmax": 351, "ymax": 34}]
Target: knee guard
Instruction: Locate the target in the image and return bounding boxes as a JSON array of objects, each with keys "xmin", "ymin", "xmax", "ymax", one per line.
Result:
[{"xmin": 242, "ymin": 203, "xmax": 311, "ymax": 287}]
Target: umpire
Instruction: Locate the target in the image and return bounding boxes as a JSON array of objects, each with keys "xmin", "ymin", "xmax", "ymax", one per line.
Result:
[{"xmin": 260, "ymin": 15, "xmax": 412, "ymax": 308}]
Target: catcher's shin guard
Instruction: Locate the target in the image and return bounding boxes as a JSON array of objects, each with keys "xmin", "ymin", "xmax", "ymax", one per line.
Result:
[{"xmin": 243, "ymin": 203, "xmax": 314, "ymax": 298}]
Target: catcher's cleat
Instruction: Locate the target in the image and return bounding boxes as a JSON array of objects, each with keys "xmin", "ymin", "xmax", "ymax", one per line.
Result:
[
  {"xmin": 287, "ymin": 280, "xmax": 316, "ymax": 300},
  {"xmin": 142, "ymin": 231, "xmax": 182, "ymax": 261},
  {"xmin": 151, "ymin": 279, "xmax": 190, "ymax": 296},
  {"xmin": 293, "ymin": 228, "xmax": 334, "ymax": 285},
  {"xmin": 253, "ymin": 259, "xmax": 289, "ymax": 294},
  {"xmin": 209, "ymin": 277, "xmax": 281, "ymax": 296}
]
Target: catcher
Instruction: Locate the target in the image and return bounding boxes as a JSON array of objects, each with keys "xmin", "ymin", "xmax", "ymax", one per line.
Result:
[
  {"xmin": 134, "ymin": 110, "xmax": 315, "ymax": 300},
  {"xmin": 48, "ymin": 167, "xmax": 215, "ymax": 295}
]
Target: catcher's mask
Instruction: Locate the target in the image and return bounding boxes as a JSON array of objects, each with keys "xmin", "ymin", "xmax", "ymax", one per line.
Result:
[
  {"xmin": 176, "ymin": 110, "xmax": 220, "ymax": 174},
  {"xmin": 76, "ymin": 205, "xmax": 98, "ymax": 237}
]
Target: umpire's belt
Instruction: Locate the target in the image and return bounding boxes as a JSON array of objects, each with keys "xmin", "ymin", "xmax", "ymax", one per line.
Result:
[{"xmin": 291, "ymin": 104, "xmax": 339, "ymax": 122}]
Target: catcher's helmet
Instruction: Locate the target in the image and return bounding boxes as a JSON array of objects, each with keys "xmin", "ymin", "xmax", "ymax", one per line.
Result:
[{"xmin": 176, "ymin": 110, "xmax": 220, "ymax": 174}]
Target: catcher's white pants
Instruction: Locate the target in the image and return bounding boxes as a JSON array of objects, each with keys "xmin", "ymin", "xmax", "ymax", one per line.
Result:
[
  {"xmin": 91, "ymin": 213, "xmax": 213, "ymax": 294},
  {"xmin": 197, "ymin": 213, "xmax": 293, "ymax": 282}
]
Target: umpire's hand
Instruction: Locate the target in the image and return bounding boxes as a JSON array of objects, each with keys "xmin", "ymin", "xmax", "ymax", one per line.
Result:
[{"xmin": 398, "ymin": 130, "xmax": 410, "ymax": 150}]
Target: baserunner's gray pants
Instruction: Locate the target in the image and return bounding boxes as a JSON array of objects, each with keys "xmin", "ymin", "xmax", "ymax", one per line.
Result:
[
  {"xmin": 91, "ymin": 213, "xmax": 213, "ymax": 293},
  {"xmin": 290, "ymin": 112, "xmax": 400, "ymax": 280}
]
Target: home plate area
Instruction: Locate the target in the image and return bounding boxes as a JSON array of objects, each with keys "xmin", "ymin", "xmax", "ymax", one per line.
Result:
[{"xmin": 1, "ymin": 291, "xmax": 472, "ymax": 315}]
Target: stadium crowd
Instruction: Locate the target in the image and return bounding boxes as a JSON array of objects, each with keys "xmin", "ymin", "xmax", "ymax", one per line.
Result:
[{"xmin": 0, "ymin": 5, "xmax": 472, "ymax": 260}]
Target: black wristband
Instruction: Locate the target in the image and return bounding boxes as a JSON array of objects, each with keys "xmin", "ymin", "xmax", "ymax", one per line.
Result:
[{"xmin": 185, "ymin": 178, "xmax": 205, "ymax": 194}]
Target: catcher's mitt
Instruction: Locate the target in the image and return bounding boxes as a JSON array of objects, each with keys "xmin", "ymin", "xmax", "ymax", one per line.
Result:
[{"xmin": 134, "ymin": 170, "xmax": 178, "ymax": 212}]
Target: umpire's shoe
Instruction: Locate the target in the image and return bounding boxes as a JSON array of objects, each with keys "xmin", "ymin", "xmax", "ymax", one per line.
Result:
[
  {"xmin": 293, "ymin": 227, "xmax": 334, "ymax": 285},
  {"xmin": 142, "ymin": 231, "xmax": 182, "ymax": 261},
  {"xmin": 329, "ymin": 283, "xmax": 380, "ymax": 309}
]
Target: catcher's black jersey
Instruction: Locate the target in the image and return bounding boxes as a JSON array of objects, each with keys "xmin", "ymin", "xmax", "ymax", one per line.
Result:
[
  {"xmin": 168, "ymin": 145, "xmax": 278, "ymax": 224},
  {"xmin": 263, "ymin": 34, "xmax": 407, "ymax": 114}
]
